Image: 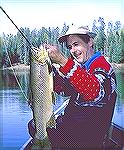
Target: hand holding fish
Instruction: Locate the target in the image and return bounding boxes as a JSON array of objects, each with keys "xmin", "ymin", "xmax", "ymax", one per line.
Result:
[{"xmin": 45, "ymin": 44, "xmax": 68, "ymax": 66}]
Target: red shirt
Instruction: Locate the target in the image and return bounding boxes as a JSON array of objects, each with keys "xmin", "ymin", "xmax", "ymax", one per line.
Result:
[{"xmin": 53, "ymin": 51, "xmax": 116, "ymax": 107}]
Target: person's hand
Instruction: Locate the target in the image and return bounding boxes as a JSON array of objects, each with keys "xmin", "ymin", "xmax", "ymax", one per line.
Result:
[{"xmin": 44, "ymin": 44, "xmax": 68, "ymax": 66}]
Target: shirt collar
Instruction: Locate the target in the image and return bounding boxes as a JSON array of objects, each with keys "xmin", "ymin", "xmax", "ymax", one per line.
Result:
[{"xmin": 82, "ymin": 51, "xmax": 102, "ymax": 70}]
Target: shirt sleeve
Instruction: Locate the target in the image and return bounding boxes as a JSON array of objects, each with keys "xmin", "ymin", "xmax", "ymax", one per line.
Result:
[
  {"xmin": 59, "ymin": 58, "xmax": 100, "ymax": 101},
  {"xmin": 52, "ymin": 65, "xmax": 75, "ymax": 96}
]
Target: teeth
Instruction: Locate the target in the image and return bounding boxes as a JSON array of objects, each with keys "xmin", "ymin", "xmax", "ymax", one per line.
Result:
[{"xmin": 74, "ymin": 52, "xmax": 81, "ymax": 57}]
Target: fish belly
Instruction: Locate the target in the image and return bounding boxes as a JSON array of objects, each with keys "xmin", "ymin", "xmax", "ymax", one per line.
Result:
[{"xmin": 31, "ymin": 61, "xmax": 53, "ymax": 140}]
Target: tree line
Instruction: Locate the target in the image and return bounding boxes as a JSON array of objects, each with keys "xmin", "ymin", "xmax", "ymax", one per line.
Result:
[{"xmin": 0, "ymin": 17, "xmax": 124, "ymax": 68}]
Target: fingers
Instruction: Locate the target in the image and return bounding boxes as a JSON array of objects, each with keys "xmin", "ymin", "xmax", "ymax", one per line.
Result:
[
  {"xmin": 44, "ymin": 44, "xmax": 59, "ymax": 55},
  {"xmin": 44, "ymin": 43, "xmax": 51, "ymax": 50},
  {"xmin": 43, "ymin": 44, "xmax": 57, "ymax": 62},
  {"xmin": 42, "ymin": 44, "xmax": 67, "ymax": 65}
]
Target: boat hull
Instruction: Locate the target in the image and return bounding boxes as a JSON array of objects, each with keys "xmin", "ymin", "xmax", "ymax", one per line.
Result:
[{"xmin": 21, "ymin": 119, "xmax": 124, "ymax": 150}]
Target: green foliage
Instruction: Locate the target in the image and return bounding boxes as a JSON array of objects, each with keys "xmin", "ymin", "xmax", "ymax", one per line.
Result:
[
  {"xmin": 93, "ymin": 19, "xmax": 123, "ymax": 64},
  {"xmin": 109, "ymin": 31, "xmax": 122, "ymax": 63},
  {"xmin": 0, "ymin": 19, "xmax": 124, "ymax": 68},
  {"xmin": 93, "ymin": 17, "xmax": 106, "ymax": 53},
  {"xmin": 0, "ymin": 23, "xmax": 69, "ymax": 67},
  {"xmin": 121, "ymin": 28, "xmax": 124, "ymax": 62},
  {"xmin": 106, "ymin": 21, "xmax": 123, "ymax": 63},
  {"xmin": 61, "ymin": 22, "xmax": 69, "ymax": 35}
]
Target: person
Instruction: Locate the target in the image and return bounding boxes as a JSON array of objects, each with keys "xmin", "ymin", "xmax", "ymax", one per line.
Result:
[
  {"xmin": 44, "ymin": 25, "xmax": 117, "ymax": 149},
  {"xmin": 29, "ymin": 25, "xmax": 117, "ymax": 149}
]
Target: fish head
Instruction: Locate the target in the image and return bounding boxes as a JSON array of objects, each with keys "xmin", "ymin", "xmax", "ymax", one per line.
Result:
[{"xmin": 31, "ymin": 46, "xmax": 49, "ymax": 64}]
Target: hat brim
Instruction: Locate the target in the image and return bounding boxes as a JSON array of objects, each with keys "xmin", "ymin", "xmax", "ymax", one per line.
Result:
[{"xmin": 58, "ymin": 32, "xmax": 97, "ymax": 43}]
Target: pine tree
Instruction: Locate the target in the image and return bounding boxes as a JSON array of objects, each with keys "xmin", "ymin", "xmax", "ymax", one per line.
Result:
[
  {"xmin": 93, "ymin": 17, "xmax": 106, "ymax": 54},
  {"xmin": 120, "ymin": 27, "xmax": 124, "ymax": 62}
]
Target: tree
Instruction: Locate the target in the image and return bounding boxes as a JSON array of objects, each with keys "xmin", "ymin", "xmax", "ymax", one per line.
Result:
[
  {"xmin": 110, "ymin": 31, "xmax": 122, "ymax": 63},
  {"xmin": 40, "ymin": 27, "xmax": 49, "ymax": 45},
  {"xmin": 61, "ymin": 22, "xmax": 69, "ymax": 35},
  {"xmin": 31, "ymin": 28, "xmax": 38, "ymax": 47},
  {"xmin": 114, "ymin": 21, "xmax": 121, "ymax": 31},
  {"xmin": 107, "ymin": 22, "xmax": 123, "ymax": 63},
  {"xmin": 93, "ymin": 17, "xmax": 106, "ymax": 54},
  {"xmin": 0, "ymin": 20, "xmax": 123, "ymax": 66},
  {"xmin": 92, "ymin": 19, "xmax": 98, "ymax": 34},
  {"xmin": 51, "ymin": 27, "xmax": 60, "ymax": 44},
  {"xmin": 48, "ymin": 27, "xmax": 52, "ymax": 44},
  {"xmin": 120, "ymin": 27, "xmax": 124, "ymax": 62}
]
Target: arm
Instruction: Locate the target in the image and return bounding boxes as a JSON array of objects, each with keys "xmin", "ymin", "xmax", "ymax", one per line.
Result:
[
  {"xmin": 47, "ymin": 44, "xmax": 116, "ymax": 102},
  {"xmin": 59, "ymin": 56, "xmax": 116, "ymax": 102},
  {"xmin": 46, "ymin": 44, "xmax": 100, "ymax": 100},
  {"xmin": 59, "ymin": 58, "xmax": 100, "ymax": 101},
  {"xmin": 52, "ymin": 65, "xmax": 74, "ymax": 96}
]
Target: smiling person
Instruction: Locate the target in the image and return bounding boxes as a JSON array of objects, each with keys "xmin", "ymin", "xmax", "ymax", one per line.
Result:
[{"xmin": 46, "ymin": 25, "xmax": 117, "ymax": 149}]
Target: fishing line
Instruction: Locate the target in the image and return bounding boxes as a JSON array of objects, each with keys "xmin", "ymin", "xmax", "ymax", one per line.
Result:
[
  {"xmin": 0, "ymin": 6, "xmax": 33, "ymax": 48},
  {"xmin": 3, "ymin": 38, "xmax": 29, "ymax": 101},
  {"xmin": 0, "ymin": 6, "xmax": 32, "ymax": 101}
]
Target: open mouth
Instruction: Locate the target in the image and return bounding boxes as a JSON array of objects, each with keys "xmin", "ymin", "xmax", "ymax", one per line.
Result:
[{"xmin": 73, "ymin": 51, "xmax": 82, "ymax": 59}]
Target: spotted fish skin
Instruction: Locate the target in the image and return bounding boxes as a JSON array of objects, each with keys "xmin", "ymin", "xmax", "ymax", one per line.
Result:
[{"xmin": 30, "ymin": 46, "xmax": 53, "ymax": 141}]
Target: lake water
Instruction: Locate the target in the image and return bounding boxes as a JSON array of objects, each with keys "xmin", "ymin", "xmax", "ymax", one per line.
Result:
[
  {"xmin": 0, "ymin": 69, "xmax": 124, "ymax": 150},
  {"xmin": 0, "ymin": 70, "xmax": 33, "ymax": 150},
  {"xmin": 112, "ymin": 69, "xmax": 124, "ymax": 128}
]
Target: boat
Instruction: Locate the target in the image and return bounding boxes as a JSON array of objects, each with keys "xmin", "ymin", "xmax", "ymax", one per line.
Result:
[
  {"xmin": 21, "ymin": 95, "xmax": 124, "ymax": 150},
  {"xmin": 20, "ymin": 120, "xmax": 124, "ymax": 150}
]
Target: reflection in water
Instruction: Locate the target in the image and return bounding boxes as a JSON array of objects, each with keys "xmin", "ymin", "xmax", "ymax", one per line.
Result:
[
  {"xmin": 112, "ymin": 70, "xmax": 124, "ymax": 129},
  {"xmin": 0, "ymin": 68, "xmax": 124, "ymax": 149},
  {"xmin": 0, "ymin": 70, "xmax": 32, "ymax": 150}
]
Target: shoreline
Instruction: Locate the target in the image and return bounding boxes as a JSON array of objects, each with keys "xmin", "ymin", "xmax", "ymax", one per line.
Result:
[
  {"xmin": 1, "ymin": 63, "xmax": 124, "ymax": 72},
  {"xmin": 1, "ymin": 64, "xmax": 30, "ymax": 72},
  {"xmin": 111, "ymin": 63, "xmax": 124, "ymax": 70}
]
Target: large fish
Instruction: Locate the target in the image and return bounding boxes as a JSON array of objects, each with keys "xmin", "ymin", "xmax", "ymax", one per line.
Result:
[{"xmin": 29, "ymin": 45, "xmax": 55, "ymax": 149}]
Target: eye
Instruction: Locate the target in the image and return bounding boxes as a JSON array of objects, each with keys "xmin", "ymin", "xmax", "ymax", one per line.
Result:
[
  {"xmin": 67, "ymin": 45, "xmax": 72, "ymax": 50},
  {"xmin": 74, "ymin": 42, "xmax": 78, "ymax": 46}
]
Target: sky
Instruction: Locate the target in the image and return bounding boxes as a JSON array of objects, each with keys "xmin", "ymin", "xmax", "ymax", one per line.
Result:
[{"xmin": 0, "ymin": 0, "xmax": 124, "ymax": 35}]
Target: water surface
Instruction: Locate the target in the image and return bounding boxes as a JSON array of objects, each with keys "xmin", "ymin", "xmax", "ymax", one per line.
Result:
[
  {"xmin": 0, "ymin": 68, "xmax": 124, "ymax": 150},
  {"xmin": 0, "ymin": 70, "xmax": 32, "ymax": 150}
]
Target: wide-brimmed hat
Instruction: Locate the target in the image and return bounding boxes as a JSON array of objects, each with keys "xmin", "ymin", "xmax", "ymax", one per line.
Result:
[{"xmin": 58, "ymin": 25, "xmax": 97, "ymax": 43}]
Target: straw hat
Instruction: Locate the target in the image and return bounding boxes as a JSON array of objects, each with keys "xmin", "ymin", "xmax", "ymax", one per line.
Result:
[{"xmin": 58, "ymin": 25, "xmax": 96, "ymax": 43}]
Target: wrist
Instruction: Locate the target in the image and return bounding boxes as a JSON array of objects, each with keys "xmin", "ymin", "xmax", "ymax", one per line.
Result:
[{"xmin": 60, "ymin": 57, "xmax": 68, "ymax": 67}]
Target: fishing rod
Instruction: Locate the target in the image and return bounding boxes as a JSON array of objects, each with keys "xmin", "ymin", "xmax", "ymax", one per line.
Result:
[
  {"xmin": 0, "ymin": 6, "xmax": 33, "ymax": 48},
  {"xmin": 0, "ymin": 6, "xmax": 34, "ymax": 101},
  {"xmin": 0, "ymin": 6, "xmax": 48, "ymax": 58}
]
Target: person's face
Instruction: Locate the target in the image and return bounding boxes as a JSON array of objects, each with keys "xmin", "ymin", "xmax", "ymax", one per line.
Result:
[{"xmin": 67, "ymin": 35, "xmax": 92, "ymax": 63}]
